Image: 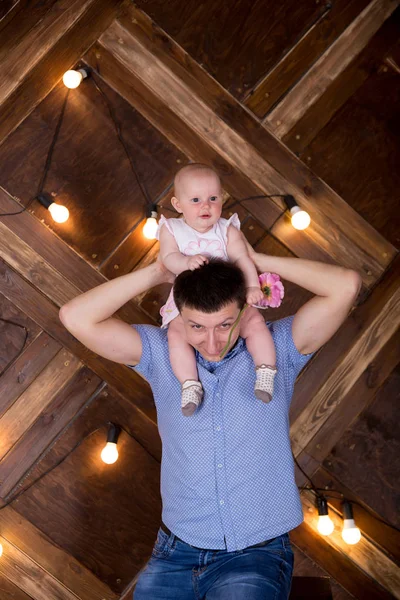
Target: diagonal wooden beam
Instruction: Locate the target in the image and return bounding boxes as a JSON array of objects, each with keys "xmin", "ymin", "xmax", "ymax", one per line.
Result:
[
  {"xmin": 0, "ymin": 0, "xmax": 128, "ymax": 145},
  {"xmin": 84, "ymin": 6, "xmax": 396, "ymax": 288},
  {"xmin": 290, "ymin": 255, "xmax": 400, "ymax": 456},
  {"xmin": 265, "ymin": 0, "xmax": 399, "ymax": 138}
]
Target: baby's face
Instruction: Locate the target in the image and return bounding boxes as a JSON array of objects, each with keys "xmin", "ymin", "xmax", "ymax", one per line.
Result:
[{"xmin": 172, "ymin": 170, "xmax": 223, "ymax": 232}]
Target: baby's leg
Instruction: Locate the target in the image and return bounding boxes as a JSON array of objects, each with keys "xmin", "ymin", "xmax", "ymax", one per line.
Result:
[
  {"xmin": 239, "ymin": 307, "xmax": 277, "ymax": 403},
  {"xmin": 168, "ymin": 316, "xmax": 203, "ymax": 416}
]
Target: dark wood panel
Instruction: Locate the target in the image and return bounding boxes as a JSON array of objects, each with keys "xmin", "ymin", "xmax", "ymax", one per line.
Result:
[
  {"xmin": 245, "ymin": 0, "xmax": 370, "ymax": 118},
  {"xmin": 134, "ymin": 0, "xmax": 322, "ymax": 99},
  {"xmin": 299, "ymin": 67, "xmax": 400, "ymax": 249},
  {"xmin": 0, "ymin": 293, "xmax": 41, "ymax": 374},
  {"xmin": 284, "ymin": 6, "xmax": 400, "ymax": 157},
  {"xmin": 0, "ymin": 0, "xmax": 127, "ymax": 144},
  {"xmin": 290, "ymin": 523, "xmax": 395, "ymax": 600},
  {"xmin": 0, "ymin": 259, "xmax": 160, "ymax": 451},
  {"xmin": 13, "ymin": 385, "xmax": 161, "ymax": 595},
  {"xmin": 323, "ymin": 364, "xmax": 400, "ymax": 530},
  {"xmin": 307, "ymin": 467, "xmax": 400, "ymax": 564},
  {"xmin": 0, "ymin": 366, "xmax": 103, "ymax": 498},
  {"xmin": 0, "ymin": 73, "xmax": 184, "ymax": 266},
  {"xmin": 292, "ymin": 547, "xmax": 353, "ymax": 600}
]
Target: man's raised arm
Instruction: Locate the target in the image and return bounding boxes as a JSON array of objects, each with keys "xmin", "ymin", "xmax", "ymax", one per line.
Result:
[
  {"xmin": 251, "ymin": 252, "xmax": 362, "ymax": 355},
  {"xmin": 59, "ymin": 260, "xmax": 173, "ymax": 366}
]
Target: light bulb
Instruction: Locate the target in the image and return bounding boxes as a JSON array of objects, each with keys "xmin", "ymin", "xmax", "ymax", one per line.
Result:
[
  {"xmin": 143, "ymin": 213, "xmax": 158, "ymax": 239},
  {"xmin": 342, "ymin": 519, "xmax": 361, "ymax": 544},
  {"xmin": 101, "ymin": 442, "xmax": 119, "ymax": 465},
  {"xmin": 48, "ymin": 202, "xmax": 69, "ymax": 223},
  {"xmin": 0, "ymin": 543, "xmax": 3, "ymax": 557},
  {"xmin": 62, "ymin": 69, "xmax": 87, "ymax": 89},
  {"xmin": 290, "ymin": 207, "xmax": 311, "ymax": 230},
  {"xmin": 317, "ymin": 514, "xmax": 334, "ymax": 536}
]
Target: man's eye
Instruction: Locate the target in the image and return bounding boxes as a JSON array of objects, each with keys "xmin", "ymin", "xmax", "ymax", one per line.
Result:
[
  {"xmin": 191, "ymin": 197, "xmax": 199, "ymax": 203},
  {"xmin": 220, "ymin": 323, "xmax": 231, "ymax": 329},
  {"xmin": 191, "ymin": 325, "xmax": 203, "ymax": 330}
]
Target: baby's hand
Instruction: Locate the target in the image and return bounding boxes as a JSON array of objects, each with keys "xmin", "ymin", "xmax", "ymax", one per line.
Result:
[
  {"xmin": 187, "ymin": 254, "xmax": 209, "ymax": 271},
  {"xmin": 246, "ymin": 286, "xmax": 264, "ymax": 305}
]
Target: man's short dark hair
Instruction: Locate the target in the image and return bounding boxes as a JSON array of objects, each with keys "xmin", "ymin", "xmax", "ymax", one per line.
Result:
[{"xmin": 174, "ymin": 259, "xmax": 246, "ymax": 313}]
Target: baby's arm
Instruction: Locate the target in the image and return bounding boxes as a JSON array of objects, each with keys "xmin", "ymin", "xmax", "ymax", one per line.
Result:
[
  {"xmin": 159, "ymin": 224, "xmax": 208, "ymax": 274},
  {"xmin": 226, "ymin": 226, "xmax": 264, "ymax": 305}
]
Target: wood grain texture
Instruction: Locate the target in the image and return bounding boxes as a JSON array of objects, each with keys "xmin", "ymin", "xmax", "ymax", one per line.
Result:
[
  {"xmin": 12, "ymin": 386, "xmax": 162, "ymax": 595},
  {"xmin": 0, "ymin": 349, "xmax": 81, "ymax": 461},
  {"xmin": 285, "ymin": 6, "xmax": 400, "ymax": 156},
  {"xmin": 291, "ymin": 522, "xmax": 395, "ymax": 600},
  {"xmin": 301, "ymin": 490, "xmax": 400, "ymax": 598},
  {"xmin": 0, "ymin": 0, "xmax": 127, "ymax": 144},
  {"xmin": 290, "ymin": 256, "xmax": 400, "ymax": 455},
  {"xmin": 245, "ymin": 0, "xmax": 370, "ymax": 118},
  {"xmin": 86, "ymin": 7, "xmax": 397, "ymax": 286},
  {"xmin": 0, "ymin": 366, "xmax": 103, "ymax": 499},
  {"xmin": 0, "ymin": 259, "xmax": 160, "ymax": 442},
  {"xmin": 0, "ymin": 574, "xmax": 34, "ymax": 600},
  {"xmin": 0, "ymin": 506, "xmax": 118, "ymax": 599},
  {"xmin": 266, "ymin": 0, "xmax": 399, "ymax": 138}
]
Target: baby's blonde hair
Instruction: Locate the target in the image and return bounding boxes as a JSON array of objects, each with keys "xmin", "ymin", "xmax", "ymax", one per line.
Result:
[{"xmin": 174, "ymin": 163, "xmax": 220, "ymax": 198}]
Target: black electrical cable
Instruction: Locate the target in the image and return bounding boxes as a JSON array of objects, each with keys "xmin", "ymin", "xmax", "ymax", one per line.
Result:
[
  {"xmin": 0, "ymin": 88, "xmax": 70, "ymax": 217},
  {"xmin": 0, "ymin": 318, "xmax": 29, "ymax": 378}
]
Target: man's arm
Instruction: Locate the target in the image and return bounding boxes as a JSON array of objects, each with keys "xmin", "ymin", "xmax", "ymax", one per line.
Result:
[
  {"xmin": 59, "ymin": 260, "xmax": 173, "ymax": 366},
  {"xmin": 251, "ymin": 251, "xmax": 362, "ymax": 355}
]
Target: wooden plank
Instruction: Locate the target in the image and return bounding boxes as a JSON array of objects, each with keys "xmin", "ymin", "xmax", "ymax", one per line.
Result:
[
  {"xmin": 0, "ymin": 574, "xmax": 33, "ymax": 600},
  {"xmin": 304, "ymin": 328, "xmax": 400, "ymax": 463},
  {"xmin": 0, "ymin": 330, "xmax": 61, "ymax": 418},
  {"xmin": 266, "ymin": 0, "xmax": 399, "ymax": 138},
  {"xmin": 0, "ymin": 0, "xmax": 127, "ymax": 145},
  {"xmin": 301, "ymin": 490, "xmax": 400, "ymax": 598},
  {"xmin": 0, "ymin": 259, "xmax": 160, "ymax": 437},
  {"xmin": 306, "ymin": 467, "xmax": 400, "ymax": 564},
  {"xmin": 0, "ymin": 349, "xmax": 81, "ymax": 461},
  {"xmin": 291, "ymin": 522, "xmax": 395, "ymax": 600},
  {"xmin": 85, "ymin": 8, "xmax": 397, "ymax": 286},
  {"xmin": 245, "ymin": 0, "xmax": 370, "ymax": 118},
  {"xmin": 290, "ymin": 255, "xmax": 400, "ymax": 455},
  {"xmin": 0, "ymin": 507, "xmax": 118, "ymax": 600},
  {"xmin": 284, "ymin": 7, "xmax": 400, "ymax": 155},
  {"xmin": 0, "ymin": 366, "xmax": 103, "ymax": 499},
  {"xmin": 0, "ymin": 188, "xmax": 151, "ymax": 327}
]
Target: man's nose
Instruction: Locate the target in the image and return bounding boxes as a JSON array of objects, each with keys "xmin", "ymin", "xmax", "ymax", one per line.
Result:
[{"xmin": 205, "ymin": 330, "xmax": 219, "ymax": 353}]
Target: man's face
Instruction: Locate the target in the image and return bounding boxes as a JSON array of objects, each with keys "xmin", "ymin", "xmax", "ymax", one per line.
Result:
[{"xmin": 180, "ymin": 301, "xmax": 242, "ymax": 362}]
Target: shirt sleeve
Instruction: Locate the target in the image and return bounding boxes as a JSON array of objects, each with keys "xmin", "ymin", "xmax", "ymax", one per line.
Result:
[
  {"xmin": 126, "ymin": 324, "xmax": 156, "ymax": 382},
  {"xmin": 269, "ymin": 315, "xmax": 314, "ymax": 380}
]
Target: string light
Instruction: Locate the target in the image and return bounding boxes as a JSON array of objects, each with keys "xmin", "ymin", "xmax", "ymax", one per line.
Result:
[
  {"xmin": 317, "ymin": 496, "xmax": 335, "ymax": 536},
  {"xmin": 143, "ymin": 204, "xmax": 158, "ymax": 240},
  {"xmin": 283, "ymin": 195, "xmax": 311, "ymax": 230},
  {"xmin": 100, "ymin": 423, "xmax": 121, "ymax": 464},
  {"xmin": 36, "ymin": 193, "xmax": 69, "ymax": 223},
  {"xmin": 62, "ymin": 69, "xmax": 88, "ymax": 89},
  {"xmin": 342, "ymin": 501, "xmax": 361, "ymax": 545}
]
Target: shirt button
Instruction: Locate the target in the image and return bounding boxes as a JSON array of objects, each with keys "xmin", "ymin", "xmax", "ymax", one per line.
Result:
[
  {"xmin": 216, "ymin": 426, "xmax": 221, "ymax": 431},
  {"xmin": 220, "ymin": 500, "xmax": 224, "ymax": 505},
  {"xmin": 216, "ymin": 393, "xmax": 220, "ymax": 397},
  {"xmin": 218, "ymin": 464, "xmax": 223, "ymax": 468}
]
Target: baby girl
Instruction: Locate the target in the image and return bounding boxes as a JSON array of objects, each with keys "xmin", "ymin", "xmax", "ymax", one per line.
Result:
[{"xmin": 157, "ymin": 163, "xmax": 277, "ymax": 416}]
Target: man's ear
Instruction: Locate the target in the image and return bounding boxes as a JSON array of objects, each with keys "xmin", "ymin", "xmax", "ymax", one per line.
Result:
[{"xmin": 171, "ymin": 196, "xmax": 183, "ymax": 214}]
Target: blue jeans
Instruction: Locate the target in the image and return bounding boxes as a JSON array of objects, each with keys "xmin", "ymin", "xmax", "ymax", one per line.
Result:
[{"xmin": 134, "ymin": 527, "xmax": 294, "ymax": 599}]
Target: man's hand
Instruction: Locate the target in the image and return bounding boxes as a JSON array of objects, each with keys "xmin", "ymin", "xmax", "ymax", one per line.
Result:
[
  {"xmin": 187, "ymin": 254, "xmax": 209, "ymax": 270},
  {"xmin": 246, "ymin": 286, "xmax": 264, "ymax": 305}
]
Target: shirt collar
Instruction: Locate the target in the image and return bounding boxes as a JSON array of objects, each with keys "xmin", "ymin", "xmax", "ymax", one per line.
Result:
[{"xmin": 195, "ymin": 336, "xmax": 246, "ymax": 370}]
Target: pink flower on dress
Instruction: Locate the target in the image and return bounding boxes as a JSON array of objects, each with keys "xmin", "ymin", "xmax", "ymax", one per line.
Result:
[
  {"xmin": 256, "ymin": 272, "xmax": 284, "ymax": 308},
  {"xmin": 184, "ymin": 239, "xmax": 225, "ymax": 258}
]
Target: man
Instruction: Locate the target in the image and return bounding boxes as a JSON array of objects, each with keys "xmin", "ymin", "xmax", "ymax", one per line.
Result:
[{"xmin": 59, "ymin": 251, "xmax": 361, "ymax": 599}]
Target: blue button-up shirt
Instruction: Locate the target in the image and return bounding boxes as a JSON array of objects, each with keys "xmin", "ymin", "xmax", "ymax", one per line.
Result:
[{"xmin": 130, "ymin": 315, "xmax": 313, "ymax": 551}]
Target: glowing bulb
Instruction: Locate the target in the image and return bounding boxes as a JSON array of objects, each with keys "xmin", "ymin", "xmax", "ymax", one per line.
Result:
[
  {"xmin": 342, "ymin": 519, "xmax": 361, "ymax": 544},
  {"xmin": 317, "ymin": 514, "xmax": 334, "ymax": 536},
  {"xmin": 143, "ymin": 211, "xmax": 158, "ymax": 240},
  {"xmin": 290, "ymin": 206, "xmax": 311, "ymax": 230},
  {"xmin": 101, "ymin": 442, "xmax": 119, "ymax": 465},
  {"xmin": 48, "ymin": 203, "xmax": 69, "ymax": 223},
  {"xmin": 0, "ymin": 543, "xmax": 3, "ymax": 557},
  {"xmin": 62, "ymin": 69, "xmax": 87, "ymax": 89}
]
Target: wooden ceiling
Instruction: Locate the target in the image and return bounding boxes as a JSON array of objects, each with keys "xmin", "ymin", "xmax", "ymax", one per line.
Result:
[{"xmin": 0, "ymin": 0, "xmax": 399, "ymax": 598}]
